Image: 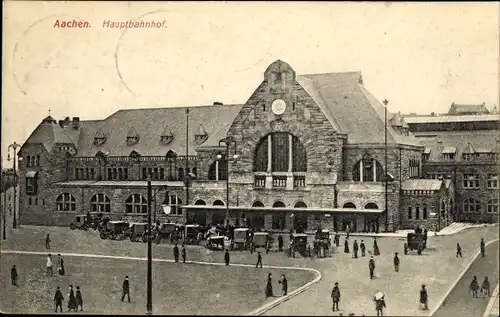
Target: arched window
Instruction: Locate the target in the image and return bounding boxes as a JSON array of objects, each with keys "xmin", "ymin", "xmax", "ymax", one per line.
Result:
[
  {"xmin": 90, "ymin": 193, "xmax": 111, "ymax": 213},
  {"xmin": 213, "ymin": 200, "xmax": 225, "ymax": 206},
  {"xmin": 253, "ymin": 132, "xmax": 307, "ymax": 172},
  {"xmin": 463, "ymin": 198, "xmax": 481, "ymax": 213},
  {"xmin": 194, "ymin": 199, "xmax": 206, "ymax": 205},
  {"xmin": 293, "ymin": 201, "xmax": 306, "ymax": 208},
  {"xmin": 126, "ymin": 194, "xmax": 148, "ymax": 213},
  {"xmin": 273, "ymin": 201, "xmax": 286, "ymax": 208},
  {"xmin": 252, "ymin": 201, "xmax": 264, "ymax": 207},
  {"xmin": 160, "ymin": 168, "xmax": 165, "ymax": 180},
  {"xmin": 163, "ymin": 195, "xmax": 183, "ymax": 215},
  {"xmin": 178, "ymin": 168, "xmax": 184, "ymax": 181},
  {"xmin": 352, "ymin": 159, "xmax": 384, "ymax": 182},
  {"xmin": 208, "ymin": 161, "xmax": 227, "ymax": 181},
  {"xmin": 364, "ymin": 203, "xmax": 379, "ymax": 209},
  {"xmin": 487, "ymin": 199, "xmax": 499, "ymax": 213},
  {"xmin": 56, "ymin": 193, "xmax": 76, "ymax": 211},
  {"xmin": 343, "ymin": 202, "xmax": 357, "ymax": 209},
  {"xmin": 293, "ymin": 201, "xmax": 308, "ymax": 232}
]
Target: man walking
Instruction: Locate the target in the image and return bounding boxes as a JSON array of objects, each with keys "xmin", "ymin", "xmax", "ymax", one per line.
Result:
[
  {"xmin": 121, "ymin": 276, "xmax": 130, "ymax": 302},
  {"xmin": 369, "ymin": 256, "xmax": 376, "ymax": 279},
  {"xmin": 278, "ymin": 234, "xmax": 283, "ymax": 252},
  {"xmin": 46, "ymin": 254, "xmax": 53, "ymax": 277},
  {"xmin": 419, "ymin": 285, "xmax": 428, "ymax": 310},
  {"xmin": 279, "ymin": 275, "xmax": 288, "ymax": 296},
  {"xmin": 331, "ymin": 282, "xmax": 341, "ymax": 312},
  {"xmin": 224, "ymin": 249, "xmax": 230, "ymax": 266},
  {"xmin": 360, "ymin": 239, "xmax": 366, "ymax": 257},
  {"xmin": 54, "ymin": 286, "xmax": 64, "ymax": 313},
  {"xmin": 256, "ymin": 251, "xmax": 263, "ymax": 268},
  {"xmin": 353, "ymin": 240, "xmax": 359, "ymax": 258},
  {"xmin": 45, "ymin": 234, "xmax": 51, "ymax": 250},
  {"xmin": 173, "ymin": 244, "xmax": 179, "ymax": 262},
  {"xmin": 469, "ymin": 276, "xmax": 479, "ymax": 298},
  {"xmin": 334, "ymin": 232, "xmax": 340, "ymax": 247},
  {"xmin": 393, "ymin": 252, "xmax": 400, "ymax": 272},
  {"xmin": 480, "ymin": 238, "xmax": 485, "ymax": 257},
  {"xmin": 481, "ymin": 276, "xmax": 490, "ymax": 297},
  {"xmin": 456, "ymin": 243, "xmax": 462, "ymax": 258},
  {"xmin": 11, "ymin": 265, "xmax": 18, "ymax": 286},
  {"xmin": 181, "ymin": 245, "xmax": 186, "ymax": 263}
]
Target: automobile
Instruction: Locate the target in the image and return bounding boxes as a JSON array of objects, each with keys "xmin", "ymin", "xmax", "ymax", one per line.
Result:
[
  {"xmin": 129, "ymin": 223, "xmax": 148, "ymax": 242},
  {"xmin": 252, "ymin": 231, "xmax": 271, "ymax": 249},
  {"xmin": 232, "ymin": 228, "xmax": 251, "ymax": 250},
  {"xmin": 291, "ymin": 233, "xmax": 308, "ymax": 254},
  {"xmin": 184, "ymin": 224, "xmax": 201, "ymax": 244},
  {"xmin": 205, "ymin": 234, "xmax": 226, "ymax": 250},
  {"xmin": 404, "ymin": 233, "xmax": 424, "ymax": 255},
  {"xmin": 100, "ymin": 221, "xmax": 130, "ymax": 240},
  {"xmin": 69, "ymin": 215, "xmax": 90, "ymax": 231}
]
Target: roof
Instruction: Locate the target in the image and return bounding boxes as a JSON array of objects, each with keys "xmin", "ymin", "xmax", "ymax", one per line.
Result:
[
  {"xmin": 401, "ymin": 179, "xmax": 442, "ymax": 191},
  {"xmin": 423, "ymin": 147, "xmax": 432, "ymax": 154},
  {"xmin": 22, "ymin": 118, "xmax": 78, "ymax": 152},
  {"xmin": 448, "ymin": 103, "xmax": 490, "ymax": 115},
  {"xmin": 296, "ymin": 73, "xmax": 422, "ymax": 146},
  {"xmin": 442, "ymin": 147, "xmax": 457, "ymax": 154},
  {"xmin": 404, "ymin": 114, "xmax": 499, "ymax": 124}
]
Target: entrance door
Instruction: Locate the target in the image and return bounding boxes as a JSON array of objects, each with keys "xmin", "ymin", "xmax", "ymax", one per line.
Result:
[{"xmin": 293, "ymin": 212, "xmax": 308, "ymax": 233}]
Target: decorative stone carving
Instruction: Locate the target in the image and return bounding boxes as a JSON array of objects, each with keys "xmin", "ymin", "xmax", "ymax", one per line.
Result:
[{"xmin": 270, "ymin": 119, "xmax": 287, "ymax": 132}]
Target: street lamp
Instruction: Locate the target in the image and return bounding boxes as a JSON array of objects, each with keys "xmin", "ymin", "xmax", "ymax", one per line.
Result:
[
  {"xmin": 216, "ymin": 137, "xmax": 239, "ymax": 227},
  {"xmin": 1, "ymin": 155, "xmax": 6, "ymax": 240},
  {"xmin": 7, "ymin": 141, "xmax": 21, "ymax": 229},
  {"xmin": 382, "ymin": 99, "xmax": 389, "ymax": 233}
]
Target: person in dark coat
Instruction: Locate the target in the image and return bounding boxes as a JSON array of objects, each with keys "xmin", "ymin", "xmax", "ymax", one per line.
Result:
[
  {"xmin": 456, "ymin": 243, "xmax": 462, "ymax": 258},
  {"xmin": 67, "ymin": 285, "xmax": 78, "ymax": 312},
  {"xmin": 76, "ymin": 286, "xmax": 83, "ymax": 311},
  {"xmin": 45, "ymin": 234, "xmax": 51, "ymax": 250},
  {"xmin": 57, "ymin": 254, "xmax": 65, "ymax": 276},
  {"xmin": 54, "ymin": 286, "xmax": 64, "ymax": 313},
  {"xmin": 373, "ymin": 238, "xmax": 380, "ymax": 256},
  {"xmin": 224, "ymin": 249, "xmax": 230, "ymax": 266},
  {"xmin": 331, "ymin": 282, "xmax": 341, "ymax": 312},
  {"xmin": 480, "ymin": 238, "xmax": 485, "ymax": 257},
  {"xmin": 279, "ymin": 275, "xmax": 288, "ymax": 296},
  {"xmin": 481, "ymin": 276, "xmax": 490, "ymax": 297},
  {"xmin": 353, "ymin": 240, "xmax": 359, "ymax": 258},
  {"xmin": 374, "ymin": 295, "xmax": 386, "ymax": 316},
  {"xmin": 265, "ymin": 273, "xmax": 274, "ymax": 298},
  {"xmin": 334, "ymin": 232, "xmax": 340, "ymax": 247},
  {"xmin": 360, "ymin": 240, "xmax": 366, "ymax": 257},
  {"xmin": 11, "ymin": 265, "xmax": 18, "ymax": 286},
  {"xmin": 423, "ymin": 229, "xmax": 428, "ymax": 248},
  {"xmin": 344, "ymin": 238, "xmax": 350, "ymax": 253},
  {"xmin": 369, "ymin": 256, "xmax": 376, "ymax": 279},
  {"xmin": 278, "ymin": 234, "xmax": 284, "ymax": 251},
  {"xmin": 181, "ymin": 245, "xmax": 186, "ymax": 263},
  {"xmin": 173, "ymin": 244, "xmax": 179, "ymax": 262},
  {"xmin": 420, "ymin": 285, "xmax": 428, "ymax": 310},
  {"xmin": 121, "ymin": 276, "xmax": 130, "ymax": 302},
  {"xmin": 256, "ymin": 251, "xmax": 263, "ymax": 268},
  {"xmin": 393, "ymin": 252, "xmax": 400, "ymax": 272},
  {"xmin": 469, "ymin": 276, "xmax": 479, "ymax": 298}
]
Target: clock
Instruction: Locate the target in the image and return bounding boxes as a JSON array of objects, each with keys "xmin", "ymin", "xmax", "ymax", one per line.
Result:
[{"xmin": 271, "ymin": 99, "xmax": 287, "ymax": 115}]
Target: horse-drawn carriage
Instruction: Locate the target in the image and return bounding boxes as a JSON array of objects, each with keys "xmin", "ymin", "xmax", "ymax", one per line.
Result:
[
  {"xmin": 129, "ymin": 223, "xmax": 148, "ymax": 242},
  {"xmin": 100, "ymin": 221, "xmax": 130, "ymax": 240},
  {"xmin": 205, "ymin": 234, "xmax": 227, "ymax": 250},
  {"xmin": 314, "ymin": 229, "xmax": 331, "ymax": 258},
  {"xmin": 252, "ymin": 231, "xmax": 272, "ymax": 249},
  {"xmin": 155, "ymin": 223, "xmax": 182, "ymax": 244},
  {"xmin": 69, "ymin": 215, "xmax": 91, "ymax": 231},
  {"xmin": 289, "ymin": 233, "xmax": 308, "ymax": 256},
  {"xmin": 184, "ymin": 224, "xmax": 201, "ymax": 244},
  {"xmin": 404, "ymin": 233, "xmax": 424, "ymax": 255},
  {"xmin": 232, "ymin": 228, "xmax": 252, "ymax": 250}
]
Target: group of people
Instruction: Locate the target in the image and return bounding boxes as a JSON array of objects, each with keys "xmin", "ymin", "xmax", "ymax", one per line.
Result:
[
  {"xmin": 46, "ymin": 254, "xmax": 66, "ymax": 276},
  {"xmin": 172, "ymin": 244, "xmax": 187, "ymax": 263},
  {"xmin": 53, "ymin": 285, "xmax": 83, "ymax": 312},
  {"xmin": 265, "ymin": 273, "xmax": 288, "ymax": 298}
]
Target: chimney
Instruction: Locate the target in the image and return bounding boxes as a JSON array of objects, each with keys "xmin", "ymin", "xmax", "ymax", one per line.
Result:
[
  {"xmin": 72, "ymin": 117, "xmax": 80, "ymax": 129},
  {"xmin": 58, "ymin": 120, "xmax": 64, "ymax": 128},
  {"xmin": 213, "ymin": 101, "xmax": 223, "ymax": 106}
]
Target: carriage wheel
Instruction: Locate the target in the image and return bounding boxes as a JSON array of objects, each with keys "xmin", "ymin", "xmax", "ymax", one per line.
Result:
[{"xmin": 70, "ymin": 223, "xmax": 76, "ymax": 230}]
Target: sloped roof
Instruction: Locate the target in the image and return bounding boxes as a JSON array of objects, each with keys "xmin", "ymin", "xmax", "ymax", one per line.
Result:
[
  {"xmin": 389, "ymin": 112, "xmax": 404, "ymax": 127},
  {"xmin": 402, "ymin": 179, "xmax": 442, "ymax": 191},
  {"xmin": 404, "ymin": 114, "xmax": 499, "ymax": 124},
  {"xmin": 76, "ymin": 104, "xmax": 243, "ymax": 156},
  {"xmin": 22, "ymin": 118, "xmax": 78, "ymax": 152},
  {"xmin": 449, "ymin": 103, "xmax": 489, "ymax": 115},
  {"xmin": 442, "ymin": 147, "xmax": 457, "ymax": 154},
  {"xmin": 463, "ymin": 143, "xmax": 475, "ymax": 154}
]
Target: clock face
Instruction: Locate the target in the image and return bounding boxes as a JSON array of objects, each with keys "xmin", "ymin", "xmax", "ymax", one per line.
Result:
[{"xmin": 271, "ymin": 99, "xmax": 287, "ymax": 115}]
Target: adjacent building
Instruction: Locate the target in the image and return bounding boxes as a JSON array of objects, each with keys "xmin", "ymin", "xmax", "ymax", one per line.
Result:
[{"xmin": 17, "ymin": 60, "xmax": 460, "ymax": 232}]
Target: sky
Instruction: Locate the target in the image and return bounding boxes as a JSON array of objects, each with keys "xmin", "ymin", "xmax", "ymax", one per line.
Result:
[{"xmin": 2, "ymin": 1, "xmax": 499, "ymax": 167}]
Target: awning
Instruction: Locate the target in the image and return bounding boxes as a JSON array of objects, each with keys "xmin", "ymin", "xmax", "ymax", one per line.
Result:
[
  {"xmin": 26, "ymin": 171, "xmax": 38, "ymax": 178},
  {"xmin": 442, "ymin": 147, "xmax": 456, "ymax": 154},
  {"xmin": 181, "ymin": 205, "xmax": 384, "ymax": 214}
]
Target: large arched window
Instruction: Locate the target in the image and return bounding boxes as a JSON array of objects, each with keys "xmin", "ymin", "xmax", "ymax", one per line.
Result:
[
  {"xmin": 352, "ymin": 158, "xmax": 384, "ymax": 182},
  {"xmin": 274, "ymin": 201, "xmax": 286, "ymax": 208},
  {"xmin": 463, "ymin": 198, "xmax": 481, "ymax": 213},
  {"xmin": 126, "ymin": 194, "xmax": 148, "ymax": 213},
  {"xmin": 163, "ymin": 195, "xmax": 182, "ymax": 215},
  {"xmin": 90, "ymin": 193, "xmax": 111, "ymax": 213},
  {"xmin": 343, "ymin": 202, "xmax": 357, "ymax": 209},
  {"xmin": 364, "ymin": 203, "xmax": 379, "ymax": 209},
  {"xmin": 213, "ymin": 200, "xmax": 225, "ymax": 206},
  {"xmin": 253, "ymin": 132, "xmax": 307, "ymax": 172},
  {"xmin": 208, "ymin": 160, "xmax": 227, "ymax": 181},
  {"xmin": 56, "ymin": 193, "xmax": 76, "ymax": 211}
]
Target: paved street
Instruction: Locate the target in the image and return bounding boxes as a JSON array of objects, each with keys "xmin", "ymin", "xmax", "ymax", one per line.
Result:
[{"xmin": 433, "ymin": 241, "xmax": 499, "ymax": 317}]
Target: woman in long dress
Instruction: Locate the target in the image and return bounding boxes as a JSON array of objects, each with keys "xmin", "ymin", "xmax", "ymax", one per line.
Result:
[
  {"xmin": 265, "ymin": 273, "xmax": 274, "ymax": 298},
  {"xmin": 344, "ymin": 239, "xmax": 350, "ymax": 253},
  {"xmin": 68, "ymin": 285, "xmax": 78, "ymax": 312},
  {"xmin": 58, "ymin": 254, "xmax": 65, "ymax": 276},
  {"xmin": 373, "ymin": 238, "xmax": 380, "ymax": 256},
  {"xmin": 76, "ymin": 286, "xmax": 83, "ymax": 311}
]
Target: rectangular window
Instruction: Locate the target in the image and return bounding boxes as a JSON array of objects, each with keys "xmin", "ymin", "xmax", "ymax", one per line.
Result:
[
  {"xmin": 34, "ymin": 198, "xmax": 38, "ymax": 205},
  {"xmin": 124, "ymin": 168, "xmax": 129, "ymax": 180},
  {"xmin": 442, "ymin": 153, "xmax": 455, "ymax": 160},
  {"xmin": 107, "ymin": 168, "xmax": 112, "ymax": 180},
  {"xmin": 28, "ymin": 197, "xmax": 32, "ymax": 205},
  {"xmin": 415, "ymin": 207, "xmax": 420, "ymax": 220},
  {"xmin": 25, "ymin": 174, "xmax": 38, "ymax": 195},
  {"xmin": 487, "ymin": 199, "xmax": 499, "ymax": 213},
  {"xmin": 271, "ymin": 133, "xmax": 289, "ymax": 172},
  {"xmin": 407, "ymin": 207, "xmax": 412, "ymax": 219},
  {"xmin": 487, "ymin": 174, "xmax": 498, "ymax": 189},
  {"xmin": 423, "ymin": 206, "xmax": 427, "ymax": 220},
  {"xmin": 463, "ymin": 174, "xmax": 480, "ymax": 189}
]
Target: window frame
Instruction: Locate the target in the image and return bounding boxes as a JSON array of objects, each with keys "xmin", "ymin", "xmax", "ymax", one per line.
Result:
[
  {"xmin": 463, "ymin": 198, "xmax": 481, "ymax": 213},
  {"xmin": 462, "ymin": 173, "xmax": 480, "ymax": 189},
  {"xmin": 56, "ymin": 193, "xmax": 77, "ymax": 211},
  {"xmin": 487, "ymin": 174, "xmax": 498, "ymax": 189}
]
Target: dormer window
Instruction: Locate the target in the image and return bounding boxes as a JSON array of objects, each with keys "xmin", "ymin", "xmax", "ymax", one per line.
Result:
[
  {"xmin": 160, "ymin": 126, "xmax": 174, "ymax": 145},
  {"xmin": 422, "ymin": 147, "xmax": 431, "ymax": 162},
  {"xmin": 94, "ymin": 129, "xmax": 107, "ymax": 146},
  {"xmin": 126, "ymin": 127, "xmax": 139, "ymax": 145},
  {"xmin": 195, "ymin": 124, "xmax": 208, "ymax": 145},
  {"xmin": 272, "ymin": 72, "xmax": 282, "ymax": 84},
  {"xmin": 441, "ymin": 147, "xmax": 456, "ymax": 160}
]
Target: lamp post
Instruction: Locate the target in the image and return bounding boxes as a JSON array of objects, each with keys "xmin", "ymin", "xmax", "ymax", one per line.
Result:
[
  {"xmin": 1, "ymin": 155, "xmax": 5, "ymax": 240},
  {"xmin": 7, "ymin": 141, "xmax": 21, "ymax": 229},
  {"xmin": 382, "ymin": 99, "xmax": 389, "ymax": 233},
  {"xmin": 216, "ymin": 138, "xmax": 239, "ymax": 227},
  {"xmin": 185, "ymin": 108, "xmax": 190, "ymax": 207}
]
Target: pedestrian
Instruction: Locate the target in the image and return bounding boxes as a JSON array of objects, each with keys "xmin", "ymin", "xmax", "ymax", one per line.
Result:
[
  {"xmin": 393, "ymin": 252, "xmax": 400, "ymax": 272},
  {"xmin": 279, "ymin": 275, "xmax": 288, "ymax": 296},
  {"xmin": 344, "ymin": 238, "xmax": 350, "ymax": 253},
  {"xmin": 121, "ymin": 276, "xmax": 130, "ymax": 302},
  {"xmin": 224, "ymin": 249, "xmax": 230, "ymax": 266},
  {"xmin": 373, "ymin": 238, "xmax": 380, "ymax": 256},
  {"xmin": 469, "ymin": 276, "xmax": 479, "ymax": 298},
  {"xmin": 374, "ymin": 294, "xmax": 386, "ymax": 316},
  {"xmin": 67, "ymin": 285, "xmax": 78, "ymax": 312},
  {"xmin": 250, "ymin": 240, "xmax": 254, "ymax": 254},
  {"xmin": 76, "ymin": 286, "xmax": 83, "ymax": 311},
  {"xmin": 46, "ymin": 254, "xmax": 53, "ymax": 277},
  {"xmin": 45, "ymin": 234, "xmax": 51, "ymax": 250},
  {"xmin": 256, "ymin": 251, "xmax": 263, "ymax": 268},
  {"xmin": 57, "ymin": 254, "xmax": 65, "ymax": 276},
  {"xmin": 346, "ymin": 224, "xmax": 350, "ymax": 240},
  {"xmin": 353, "ymin": 240, "xmax": 359, "ymax": 258},
  {"xmin": 334, "ymin": 232, "xmax": 340, "ymax": 247},
  {"xmin": 360, "ymin": 240, "xmax": 366, "ymax": 257},
  {"xmin": 423, "ymin": 229, "xmax": 428, "ymax": 248},
  {"xmin": 480, "ymin": 238, "xmax": 485, "ymax": 257},
  {"xmin": 369, "ymin": 256, "xmax": 376, "ymax": 279},
  {"xmin": 331, "ymin": 282, "xmax": 341, "ymax": 312},
  {"xmin": 181, "ymin": 245, "xmax": 186, "ymax": 263},
  {"xmin": 11, "ymin": 265, "xmax": 18, "ymax": 286},
  {"xmin": 54, "ymin": 286, "xmax": 64, "ymax": 313},
  {"xmin": 173, "ymin": 244, "xmax": 179, "ymax": 262},
  {"xmin": 265, "ymin": 273, "xmax": 274, "ymax": 298},
  {"xmin": 419, "ymin": 285, "xmax": 428, "ymax": 310},
  {"xmin": 481, "ymin": 276, "xmax": 490, "ymax": 297},
  {"xmin": 456, "ymin": 243, "xmax": 462, "ymax": 258},
  {"xmin": 278, "ymin": 234, "xmax": 283, "ymax": 252}
]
